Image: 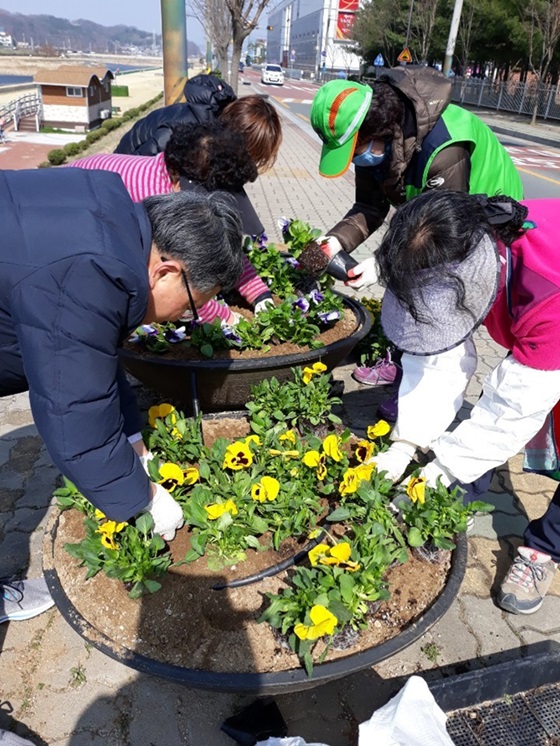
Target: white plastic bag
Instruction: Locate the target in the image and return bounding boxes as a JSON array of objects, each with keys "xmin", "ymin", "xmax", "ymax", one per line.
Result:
[{"xmin": 358, "ymin": 675, "xmax": 454, "ymax": 746}]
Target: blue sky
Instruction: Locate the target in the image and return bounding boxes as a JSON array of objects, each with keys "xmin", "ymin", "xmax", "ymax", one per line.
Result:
[{"xmin": 0, "ymin": 1, "xmax": 207, "ymax": 47}]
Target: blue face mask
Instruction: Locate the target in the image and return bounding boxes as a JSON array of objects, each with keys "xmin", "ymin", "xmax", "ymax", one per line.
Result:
[{"xmin": 352, "ymin": 141, "xmax": 387, "ymax": 168}]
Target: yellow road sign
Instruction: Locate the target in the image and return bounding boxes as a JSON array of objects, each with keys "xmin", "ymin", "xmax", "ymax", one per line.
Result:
[{"xmin": 397, "ymin": 47, "xmax": 412, "ymax": 64}]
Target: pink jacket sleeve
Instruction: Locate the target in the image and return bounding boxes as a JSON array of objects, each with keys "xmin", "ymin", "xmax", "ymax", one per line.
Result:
[{"xmin": 236, "ymin": 256, "xmax": 272, "ymax": 305}]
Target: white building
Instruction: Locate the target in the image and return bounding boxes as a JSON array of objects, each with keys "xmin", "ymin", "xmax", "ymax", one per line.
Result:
[
  {"xmin": 266, "ymin": 0, "xmax": 361, "ymax": 78},
  {"xmin": 0, "ymin": 29, "xmax": 14, "ymax": 48}
]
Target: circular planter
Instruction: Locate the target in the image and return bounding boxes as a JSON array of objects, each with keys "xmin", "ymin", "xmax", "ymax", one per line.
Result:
[
  {"xmin": 118, "ymin": 296, "xmax": 372, "ymax": 413},
  {"xmin": 43, "ymin": 509, "xmax": 467, "ymax": 695}
]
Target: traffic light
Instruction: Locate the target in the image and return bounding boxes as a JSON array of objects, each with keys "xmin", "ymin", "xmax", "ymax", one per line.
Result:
[{"xmin": 266, "ymin": 25, "xmax": 273, "ymax": 30}]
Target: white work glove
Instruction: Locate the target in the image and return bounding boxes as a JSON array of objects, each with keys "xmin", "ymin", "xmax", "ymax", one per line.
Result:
[
  {"xmin": 254, "ymin": 297, "xmax": 275, "ymax": 314},
  {"xmin": 369, "ymin": 441, "xmax": 417, "ymax": 483},
  {"xmin": 221, "ymin": 310, "xmax": 242, "ymax": 328},
  {"xmin": 418, "ymin": 460, "xmax": 454, "ymax": 488},
  {"xmin": 345, "ymin": 257, "xmax": 379, "ymax": 289},
  {"xmin": 144, "ymin": 483, "xmax": 184, "ymax": 541},
  {"xmin": 316, "ymin": 234, "xmax": 343, "ymax": 259}
]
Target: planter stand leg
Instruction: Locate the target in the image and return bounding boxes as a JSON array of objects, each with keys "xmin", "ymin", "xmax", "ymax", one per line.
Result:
[
  {"xmin": 190, "ymin": 371, "xmax": 201, "ymax": 417},
  {"xmin": 221, "ymin": 698, "xmax": 287, "ymax": 745}
]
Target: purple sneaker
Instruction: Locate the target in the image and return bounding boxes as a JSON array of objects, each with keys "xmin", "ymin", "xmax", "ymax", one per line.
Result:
[
  {"xmin": 352, "ymin": 353, "xmax": 401, "ymax": 387},
  {"xmin": 377, "ymin": 390, "xmax": 399, "ymax": 422}
]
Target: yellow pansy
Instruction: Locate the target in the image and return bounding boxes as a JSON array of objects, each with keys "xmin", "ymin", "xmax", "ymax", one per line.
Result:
[
  {"xmin": 100, "ymin": 534, "xmax": 118, "ymax": 551},
  {"xmin": 355, "ymin": 439, "xmax": 374, "ymax": 463},
  {"xmin": 308, "ymin": 543, "xmax": 331, "ymax": 565},
  {"xmin": 302, "ymin": 362, "xmax": 327, "ymax": 384},
  {"xmin": 269, "ymin": 448, "xmax": 300, "ymax": 459},
  {"xmin": 205, "ymin": 499, "xmax": 238, "ymax": 520},
  {"xmin": 223, "ymin": 441, "xmax": 253, "ymax": 470},
  {"xmin": 407, "ymin": 476, "xmax": 426, "ymax": 505},
  {"xmin": 244, "ymin": 435, "xmax": 262, "ymax": 447},
  {"xmin": 94, "ymin": 508, "xmax": 106, "ymax": 520},
  {"xmin": 148, "ymin": 403, "xmax": 176, "ymax": 428},
  {"xmin": 279, "ymin": 429, "xmax": 297, "ymax": 444},
  {"xmin": 355, "ymin": 463, "xmax": 374, "ymax": 481},
  {"xmin": 323, "ymin": 434, "xmax": 343, "ymax": 462},
  {"xmin": 294, "ymin": 604, "xmax": 338, "ymax": 640},
  {"xmin": 309, "ymin": 542, "xmax": 360, "ymax": 571},
  {"xmin": 97, "ymin": 520, "xmax": 127, "ymax": 535},
  {"xmin": 184, "ymin": 467, "xmax": 200, "ymax": 485},
  {"xmin": 251, "ymin": 476, "xmax": 280, "ymax": 503},
  {"xmin": 339, "ymin": 468, "xmax": 360, "ymax": 495},
  {"xmin": 302, "ymin": 450, "xmax": 327, "ymax": 480},
  {"xmin": 158, "ymin": 462, "xmax": 185, "ymax": 492},
  {"xmin": 171, "ymin": 427, "xmax": 183, "ymax": 441},
  {"xmin": 367, "ymin": 420, "xmax": 391, "ymax": 439}
]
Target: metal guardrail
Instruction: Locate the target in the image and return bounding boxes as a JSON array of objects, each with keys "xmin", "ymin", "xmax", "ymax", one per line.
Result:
[
  {"xmin": 363, "ymin": 74, "xmax": 560, "ymax": 122},
  {"xmin": 449, "ymin": 77, "xmax": 560, "ymax": 121}
]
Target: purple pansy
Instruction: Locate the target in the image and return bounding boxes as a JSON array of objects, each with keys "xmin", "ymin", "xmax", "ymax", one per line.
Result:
[
  {"xmin": 164, "ymin": 326, "xmax": 187, "ymax": 343},
  {"xmin": 222, "ymin": 327, "xmax": 242, "ymax": 345},
  {"xmin": 284, "ymin": 256, "xmax": 300, "ymax": 268},
  {"xmin": 318, "ymin": 310, "xmax": 341, "ymax": 324},
  {"xmin": 277, "ymin": 217, "xmax": 290, "ymax": 236},
  {"xmin": 309, "ymin": 289, "xmax": 324, "ymax": 304},
  {"xmin": 292, "ymin": 297, "xmax": 310, "ymax": 313}
]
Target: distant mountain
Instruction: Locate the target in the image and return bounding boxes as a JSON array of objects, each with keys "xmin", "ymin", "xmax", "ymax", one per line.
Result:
[{"xmin": 0, "ymin": 10, "xmax": 201, "ymax": 56}]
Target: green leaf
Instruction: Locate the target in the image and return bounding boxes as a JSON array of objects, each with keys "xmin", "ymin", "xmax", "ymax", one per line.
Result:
[
  {"xmin": 245, "ymin": 535, "xmax": 261, "ymax": 549},
  {"xmin": 143, "ymin": 579, "xmax": 162, "ymax": 594},
  {"xmin": 327, "ymin": 507, "xmax": 351, "ymax": 522},
  {"xmin": 468, "ymin": 500, "xmax": 495, "ymax": 514},
  {"xmin": 407, "ymin": 527, "xmax": 425, "ymax": 547},
  {"xmin": 328, "ymin": 599, "xmax": 353, "ymax": 624},
  {"xmin": 200, "ymin": 343, "xmax": 214, "ymax": 358},
  {"xmin": 135, "ymin": 512, "xmax": 154, "ymax": 535}
]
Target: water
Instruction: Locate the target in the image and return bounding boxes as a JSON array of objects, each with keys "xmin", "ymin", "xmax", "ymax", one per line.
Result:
[
  {"xmin": 0, "ymin": 74, "xmax": 34, "ymax": 86},
  {"xmin": 0, "ymin": 63, "xmax": 158, "ymax": 88}
]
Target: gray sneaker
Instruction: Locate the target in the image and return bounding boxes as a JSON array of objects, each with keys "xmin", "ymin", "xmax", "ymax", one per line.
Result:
[
  {"xmin": 497, "ymin": 546, "xmax": 558, "ymax": 615},
  {"xmin": 0, "ymin": 577, "xmax": 55, "ymax": 623}
]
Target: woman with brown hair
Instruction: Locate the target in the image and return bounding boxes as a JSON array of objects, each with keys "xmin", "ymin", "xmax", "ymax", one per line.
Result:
[{"xmin": 114, "ymin": 74, "xmax": 282, "ymax": 173}]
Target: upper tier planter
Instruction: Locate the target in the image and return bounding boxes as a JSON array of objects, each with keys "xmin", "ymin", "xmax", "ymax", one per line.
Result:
[{"xmin": 119, "ymin": 295, "xmax": 372, "ymax": 413}]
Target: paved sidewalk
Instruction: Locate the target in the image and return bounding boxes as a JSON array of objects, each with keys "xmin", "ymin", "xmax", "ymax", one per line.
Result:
[{"xmin": 1, "ymin": 89, "xmax": 560, "ymax": 745}]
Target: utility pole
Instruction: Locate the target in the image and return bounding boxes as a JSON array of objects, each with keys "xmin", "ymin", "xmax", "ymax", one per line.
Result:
[
  {"xmin": 160, "ymin": 0, "xmax": 188, "ymax": 104},
  {"xmin": 442, "ymin": 0, "xmax": 464, "ymax": 76}
]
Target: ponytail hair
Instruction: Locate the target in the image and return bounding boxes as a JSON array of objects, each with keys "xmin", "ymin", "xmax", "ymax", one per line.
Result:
[{"xmin": 474, "ymin": 194, "xmax": 528, "ymax": 246}]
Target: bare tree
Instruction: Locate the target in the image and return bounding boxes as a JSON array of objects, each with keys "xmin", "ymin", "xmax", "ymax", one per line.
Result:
[
  {"xmin": 457, "ymin": 0, "xmax": 480, "ymax": 72},
  {"xmin": 225, "ymin": 0, "xmax": 275, "ymax": 92},
  {"xmin": 411, "ymin": 0, "xmax": 439, "ymax": 62},
  {"xmin": 190, "ymin": 0, "xmax": 232, "ymax": 81},
  {"xmin": 523, "ymin": 0, "xmax": 560, "ymax": 124}
]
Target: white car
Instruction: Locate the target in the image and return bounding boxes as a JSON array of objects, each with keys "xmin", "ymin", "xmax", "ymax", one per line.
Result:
[{"xmin": 261, "ymin": 64, "xmax": 284, "ymax": 86}]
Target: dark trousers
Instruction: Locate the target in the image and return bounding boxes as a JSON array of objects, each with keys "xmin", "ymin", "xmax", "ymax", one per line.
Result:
[{"xmin": 524, "ymin": 481, "xmax": 560, "ymax": 563}]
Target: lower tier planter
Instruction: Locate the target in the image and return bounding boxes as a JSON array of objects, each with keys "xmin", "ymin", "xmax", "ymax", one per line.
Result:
[
  {"xmin": 118, "ymin": 296, "xmax": 372, "ymax": 413},
  {"xmin": 43, "ymin": 508, "xmax": 467, "ymax": 695}
]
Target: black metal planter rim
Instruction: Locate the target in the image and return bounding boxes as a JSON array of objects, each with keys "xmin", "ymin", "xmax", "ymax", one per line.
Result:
[
  {"xmin": 118, "ymin": 296, "xmax": 372, "ymax": 372},
  {"xmin": 44, "ymin": 511, "xmax": 467, "ymax": 696}
]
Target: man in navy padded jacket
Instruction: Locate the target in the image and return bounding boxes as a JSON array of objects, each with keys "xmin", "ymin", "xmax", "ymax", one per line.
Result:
[{"xmin": 0, "ymin": 168, "xmax": 243, "ymax": 539}]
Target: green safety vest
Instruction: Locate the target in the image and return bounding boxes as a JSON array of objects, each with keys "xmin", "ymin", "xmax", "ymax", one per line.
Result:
[{"xmin": 404, "ymin": 104, "xmax": 524, "ymax": 201}]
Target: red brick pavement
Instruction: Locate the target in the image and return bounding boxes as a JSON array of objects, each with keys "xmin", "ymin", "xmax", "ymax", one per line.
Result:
[{"xmin": 0, "ymin": 140, "xmax": 53, "ymax": 169}]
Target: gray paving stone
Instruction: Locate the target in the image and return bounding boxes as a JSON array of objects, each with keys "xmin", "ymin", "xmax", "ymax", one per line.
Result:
[{"xmin": 460, "ymin": 595, "xmax": 523, "ymax": 658}]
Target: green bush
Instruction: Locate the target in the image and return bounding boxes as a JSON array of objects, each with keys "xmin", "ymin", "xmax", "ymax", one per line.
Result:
[
  {"xmin": 47, "ymin": 149, "xmax": 67, "ymax": 166},
  {"xmin": 101, "ymin": 118, "xmax": 122, "ymax": 132},
  {"xmin": 111, "ymin": 84, "xmax": 129, "ymax": 97},
  {"xmin": 63, "ymin": 142, "xmax": 82, "ymax": 157},
  {"xmin": 85, "ymin": 129, "xmax": 104, "ymax": 144},
  {"xmin": 37, "ymin": 161, "xmax": 51, "ymax": 168}
]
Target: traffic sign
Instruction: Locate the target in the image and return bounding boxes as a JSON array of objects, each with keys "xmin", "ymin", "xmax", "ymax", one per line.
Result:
[
  {"xmin": 397, "ymin": 47, "xmax": 412, "ymax": 63},
  {"xmin": 374, "ymin": 53, "xmax": 384, "ymax": 66}
]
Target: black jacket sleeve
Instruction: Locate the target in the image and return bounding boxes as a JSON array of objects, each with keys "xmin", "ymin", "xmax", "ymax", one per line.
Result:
[
  {"xmin": 424, "ymin": 143, "xmax": 471, "ymax": 193},
  {"xmin": 326, "ymin": 166, "xmax": 390, "ymax": 252},
  {"xmin": 11, "ymin": 256, "xmax": 151, "ymax": 522}
]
